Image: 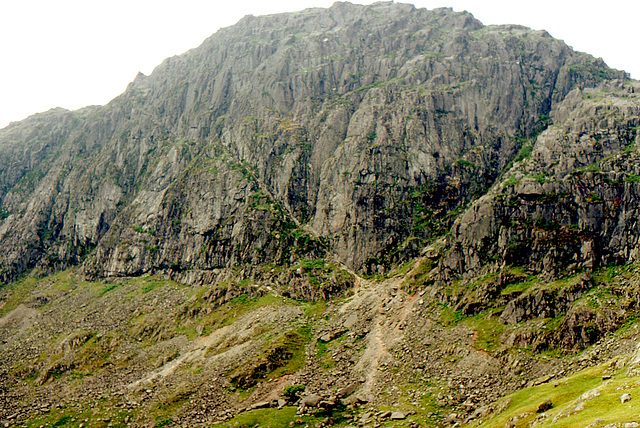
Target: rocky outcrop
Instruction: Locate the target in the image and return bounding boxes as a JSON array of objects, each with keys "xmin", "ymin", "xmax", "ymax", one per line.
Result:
[
  {"xmin": 500, "ymin": 273, "xmax": 594, "ymax": 324},
  {"xmin": 438, "ymin": 81, "xmax": 640, "ymax": 282}
]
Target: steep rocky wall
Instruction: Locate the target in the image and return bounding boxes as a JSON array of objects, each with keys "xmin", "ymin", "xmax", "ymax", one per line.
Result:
[
  {"xmin": 0, "ymin": 2, "xmax": 627, "ymax": 282},
  {"xmin": 438, "ymin": 81, "xmax": 640, "ymax": 283}
]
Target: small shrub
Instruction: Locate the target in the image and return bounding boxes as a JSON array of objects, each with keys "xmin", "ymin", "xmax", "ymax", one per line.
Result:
[
  {"xmin": 282, "ymin": 384, "xmax": 305, "ymax": 402},
  {"xmin": 583, "ymin": 163, "xmax": 600, "ymax": 173},
  {"xmin": 514, "ymin": 145, "xmax": 533, "ymax": 163},
  {"xmin": 455, "ymin": 159, "xmax": 476, "ymax": 169},
  {"xmin": 504, "ymin": 176, "xmax": 520, "ymax": 187}
]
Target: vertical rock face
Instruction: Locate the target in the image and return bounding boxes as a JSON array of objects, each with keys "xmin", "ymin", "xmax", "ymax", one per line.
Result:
[
  {"xmin": 440, "ymin": 81, "xmax": 640, "ymax": 282},
  {"xmin": 0, "ymin": 2, "xmax": 630, "ymax": 282}
]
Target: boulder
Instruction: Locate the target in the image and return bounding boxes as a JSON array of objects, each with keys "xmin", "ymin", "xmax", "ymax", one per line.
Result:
[
  {"xmin": 336, "ymin": 383, "xmax": 358, "ymax": 398},
  {"xmin": 301, "ymin": 394, "xmax": 322, "ymax": 408},
  {"xmin": 536, "ymin": 399, "xmax": 552, "ymax": 413},
  {"xmin": 390, "ymin": 411, "xmax": 406, "ymax": 420},
  {"xmin": 249, "ymin": 401, "xmax": 270, "ymax": 410}
]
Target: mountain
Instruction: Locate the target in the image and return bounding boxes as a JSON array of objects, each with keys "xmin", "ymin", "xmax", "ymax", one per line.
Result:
[
  {"xmin": 1, "ymin": 2, "xmax": 640, "ymax": 427},
  {"xmin": 0, "ymin": 1, "xmax": 626, "ymax": 284}
]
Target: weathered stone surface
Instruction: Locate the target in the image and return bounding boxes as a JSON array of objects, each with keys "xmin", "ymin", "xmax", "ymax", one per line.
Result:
[
  {"xmin": 500, "ymin": 274, "xmax": 594, "ymax": 324},
  {"xmin": 249, "ymin": 401, "xmax": 270, "ymax": 410},
  {"xmin": 580, "ymin": 389, "xmax": 601, "ymax": 401},
  {"xmin": 0, "ymin": 2, "xmax": 626, "ymax": 283},
  {"xmin": 343, "ymin": 313, "xmax": 358, "ymax": 329},
  {"xmin": 439, "ymin": 83, "xmax": 640, "ymax": 284},
  {"xmin": 390, "ymin": 411, "xmax": 406, "ymax": 420},
  {"xmin": 301, "ymin": 394, "xmax": 322, "ymax": 408}
]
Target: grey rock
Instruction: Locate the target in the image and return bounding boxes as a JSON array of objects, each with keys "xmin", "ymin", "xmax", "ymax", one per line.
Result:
[
  {"xmin": 0, "ymin": 3, "xmax": 638, "ymax": 426},
  {"xmin": 580, "ymin": 389, "xmax": 600, "ymax": 401},
  {"xmin": 379, "ymin": 411, "xmax": 392, "ymax": 419},
  {"xmin": 302, "ymin": 394, "xmax": 322, "ymax": 408},
  {"xmin": 336, "ymin": 383, "xmax": 358, "ymax": 398},
  {"xmin": 390, "ymin": 411, "xmax": 406, "ymax": 420},
  {"xmin": 500, "ymin": 275, "xmax": 593, "ymax": 324},
  {"xmin": 0, "ymin": 2, "xmax": 625, "ymax": 284},
  {"xmin": 343, "ymin": 313, "xmax": 358, "ymax": 329}
]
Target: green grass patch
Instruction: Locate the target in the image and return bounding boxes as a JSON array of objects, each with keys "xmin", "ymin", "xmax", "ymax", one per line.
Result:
[
  {"xmin": 624, "ymin": 142, "xmax": 636, "ymax": 153},
  {"xmin": 315, "ymin": 340, "xmax": 335, "ymax": 370},
  {"xmin": 472, "ymin": 362, "xmax": 640, "ymax": 428},
  {"xmin": 514, "ymin": 143, "xmax": 533, "ymax": 163},
  {"xmin": 455, "ymin": 159, "xmax": 476, "ymax": 169},
  {"xmin": 614, "ymin": 314, "xmax": 640, "ymax": 336},
  {"xmin": 391, "ymin": 259, "xmax": 416, "ymax": 278},
  {"xmin": 464, "ymin": 311, "xmax": 506, "ymax": 351},
  {"xmin": 402, "ymin": 258, "xmax": 435, "ymax": 290},
  {"xmin": 230, "ymin": 326, "xmax": 312, "ymax": 389},
  {"xmin": 439, "ymin": 306, "xmax": 466, "ymax": 326},
  {"xmin": 268, "ymin": 326, "xmax": 311, "ymax": 378},
  {"xmin": 501, "ymin": 275, "xmax": 540, "ymax": 295},
  {"xmin": 24, "ymin": 399, "xmax": 129, "ymax": 428},
  {"xmin": 131, "ymin": 225, "xmax": 154, "ymax": 236},
  {"xmin": 304, "ymin": 300, "xmax": 327, "ymax": 319},
  {"xmin": 199, "ymin": 293, "xmax": 297, "ymax": 337},
  {"xmin": 0, "ymin": 276, "xmax": 39, "ymax": 316},
  {"xmin": 501, "ymin": 272, "xmax": 594, "ymax": 301},
  {"xmin": 528, "ymin": 173, "xmax": 548, "ymax": 184},
  {"xmin": 582, "ymin": 163, "xmax": 601, "ymax": 173},
  {"xmin": 71, "ymin": 335, "xmax": 112, "ymax": 375},
  {"xmin": 100, "ymin": 282, "xmax": 121, "ymax": 296},
  {"xmin": 504, "ymin": 176, "xmax": 521, "ymax": 187},
  {"xmin": 49, "ymin": 270, "xmax": 79, "ymax": 292},
  {"xmin": 219, "ymin": 406, "xmax": 324, "ymax": 428},
  {"xmin": 53, "ymin": 415, "xmax": 72, "ymax": 426},
  {"xmin": 594, "ymin": 262, "xmax": 636, "ymax": 284},
  {"xmin": 141, "ymin": 281, "xmax": 162, "ymax": 294},
  {"xmin": 298, "ymin": 258, "xmax": 327, "ymax": 270},
  {"xmin": 153, "ymin": 418, "xmax": 173, "ymax": 428}
]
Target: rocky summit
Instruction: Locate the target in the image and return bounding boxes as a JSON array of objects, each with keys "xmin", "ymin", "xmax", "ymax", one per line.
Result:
[{"xmin": 2, "ymin": 2, "xmax": 640, "ymax": 427}]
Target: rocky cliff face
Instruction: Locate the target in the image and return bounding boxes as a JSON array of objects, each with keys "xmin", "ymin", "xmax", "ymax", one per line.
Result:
[
  {"xmin": 438, "ymin": 81, "xmax": 640, "ymax": 283},
  {"xmin": 0, "ymin": 1, "xmax": 627, "ymax": 284}
]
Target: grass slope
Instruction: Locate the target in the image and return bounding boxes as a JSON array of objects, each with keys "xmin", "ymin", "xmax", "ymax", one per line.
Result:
[{"xmin": 470, "ymin": 357, "xmax": 640, "ymax": 428}]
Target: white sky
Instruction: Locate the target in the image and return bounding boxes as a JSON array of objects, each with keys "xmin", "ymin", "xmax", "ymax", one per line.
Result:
[{"xmin": 0, "ymin": 0, "xmax": 637, "ymax": 129}]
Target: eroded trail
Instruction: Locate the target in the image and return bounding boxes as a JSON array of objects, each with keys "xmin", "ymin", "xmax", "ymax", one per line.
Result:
[{"xmin": 338, "ymin": 269, "xmax": 419, "ymax": 400}]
